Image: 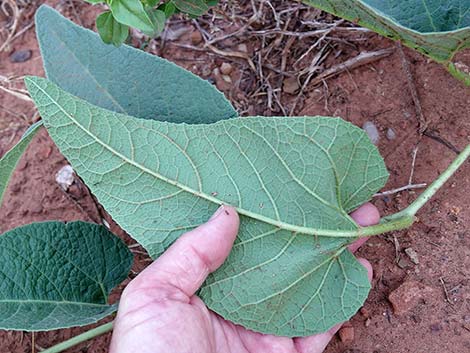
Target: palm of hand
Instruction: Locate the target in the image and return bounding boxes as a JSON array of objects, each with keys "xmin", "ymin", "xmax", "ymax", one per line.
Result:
[{"xmin": 110, "ymin": 204, "xmax": 377, "ymax": 353}]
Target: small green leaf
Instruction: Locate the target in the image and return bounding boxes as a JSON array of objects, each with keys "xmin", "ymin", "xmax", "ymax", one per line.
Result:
[
  {"xmin": 206, "ymin": 0, "xmax": 219, "ymax": 6},
  {"xmin": 160, "ymin": 2, "xmax": 177, "ymax": 18},
  {"xmin": 0, "ymin": 221, "xmax": 133, "ymax": 331},
  {"xmin": 84, "ymin": 0, "xmax": 104, "ymax": 3},
  {"xmin": 171, "ymin": 0, "xmax": 209, "ymax": 16},
  {"xmin": 145, "ymin": 8, "xmax": 166, "ymax": 37},
  {"xmin": 109, "ymin": 0, "xmax": 155, "ymax": 34},
  {"xmin": 96, "ymin": 11, "xmax": 129, "ymax": 46},
  {"xmin": 35, "ymin": 5, "xmax": 237, "ymax": 123},
  {"xmin": 0, "ymin": 121, "xmax": 41, "ymax": 207},
  {"xmin": 26, "ymin": 76, "xmax": 389, "ymax": 336},
  {"xmin": 303, "ymin": 1, "xmax": 470, "ymax": 64}
]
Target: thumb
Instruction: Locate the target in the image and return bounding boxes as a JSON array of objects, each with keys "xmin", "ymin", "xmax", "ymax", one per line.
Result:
[{"xmin": 128, "ymin": 205, "xmax": 239, "ymax": 299}]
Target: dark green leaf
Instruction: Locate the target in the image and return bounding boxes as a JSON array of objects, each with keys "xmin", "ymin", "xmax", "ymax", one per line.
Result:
[
  {"xmin": 0, "ymin": 121, "xmax": 41, "ymax": 207},
  {"xmin": 109, "ymin": 0, "xmax": 155, "ymax": 34},
  {"xmin": 303, "ymin": 1, "xmax": 470, "ymax": 63},
  {"xmin": 35, "ymin": 5, "xmax": 237, "ymax": 123},
  {"xmin": 0, "ymin": 221, "xmax": 133, "ymax": 331},
  {"xmin": 145, "ymin": 8, "xmax": 166, "ymax": 37},
  {"xmin": 171, "ymin": 0, "xmax": 208, "ymax": 16},
  {"xmin": 160, "ymin": 2, "xmax": 177, "ymax": 18},
  {"xmin": 26, "ymin": 76, "xmax": 388, "ymax": 336},
  {"xmin": 96, "ymin": 11, "xmax": 129, "ymax": 46}
]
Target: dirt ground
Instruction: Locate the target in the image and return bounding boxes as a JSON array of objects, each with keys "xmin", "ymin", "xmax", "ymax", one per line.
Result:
[{"xmin": 0, "ymin": 1, "xmax": 469, "ymax": 352}]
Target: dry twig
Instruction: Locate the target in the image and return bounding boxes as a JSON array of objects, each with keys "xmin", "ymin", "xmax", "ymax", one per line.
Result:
[{"xmin": 397, "ymin": 42, "xmax": 427, "ymax": 133}]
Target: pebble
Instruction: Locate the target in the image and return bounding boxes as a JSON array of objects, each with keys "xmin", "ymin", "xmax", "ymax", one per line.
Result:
[
  {"xmin": 386, "ymin": 127, "xmax": 397, "ymax": 140},
  {"xmin": 220, "ymin": 62, "xmax": 233, "ymax": 75},
  {"xmin": 404, "ymin": 247, "xmax": 420, "ymax": 264},
  {"xmin": 362, "ymin": 121, "xmax": 380, "ymax": 145},
  {"xmin": 190, "ymin": 30, "xmax": 203, "ymax": 45},
  {"xmin": 237, "ymin": 43, "xmax": 248, "ymax": 53},
  {"xmin": 10, "ymin": 49, "xmax": 32, "ymax": 63},
  {"xmin": 211, "ymin": 68, "xmax": 231, "ymax": 91},
  {"xmin": 388, "ymin": 281, "xmax": 434, "ymax": 314},
  {"xmin": 283, "ymin": 76, "xmax": 300, "ymax": 95},
  {"xmin": 338, "ymin": 324, "xmax": 355, "ymax": 343},
  {"xmin": 55, "ymin": 165, "xmax": 75, "ymax": 191}
]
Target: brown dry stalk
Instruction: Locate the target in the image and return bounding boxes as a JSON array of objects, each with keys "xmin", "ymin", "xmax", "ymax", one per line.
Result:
[{"xmin": 309, "ymin": 48, "xmax": 395, "ymax": 86}]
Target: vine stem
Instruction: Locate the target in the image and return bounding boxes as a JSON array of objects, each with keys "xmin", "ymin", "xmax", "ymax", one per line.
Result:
[
  {"xmin": 383, "ymin": 144, "xmax": 470, "ymax": 223},
  {"xmin": 41, "ymin": 321, "xmax": 113, "ymax": 353}
]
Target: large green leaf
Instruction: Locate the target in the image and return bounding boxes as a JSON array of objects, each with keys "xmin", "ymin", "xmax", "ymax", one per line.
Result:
[
  {"xmin": 0, "ymin": 121, "xmax": 42, "ymax": 207},
  {"xmin": 303, "ymin": 1, "xmax": 470, "ymax": 82},
  {"xmin": 26, "ymin": 76, "xmax": 389, "ymax": 336},
  {"xmin": 0, "ymin": 221, "xmax": 133, "ymax": 331},
  {"xmin": 35, "ymin": 5, "xmax": 237, "ymax": 123}
]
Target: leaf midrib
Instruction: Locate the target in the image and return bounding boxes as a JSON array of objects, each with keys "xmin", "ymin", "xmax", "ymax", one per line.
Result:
[
  {"xmin": 0, "ymin": 299, "xmax": 111, "ymax": 307},
  {"xmin": 29, "ymin": 78, "xmax": 361, "ymax": 238}
]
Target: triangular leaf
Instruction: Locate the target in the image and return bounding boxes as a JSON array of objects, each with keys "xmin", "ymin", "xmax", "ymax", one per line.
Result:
[
  {"xmin": 26, "ymin": 76, "xmax": 389, "ymax": 336},
  {"xmin": 0, "ymin": 221, "xmax": 133, "ymax": 331},
  {"xmin": 0, "ymin": 121, "xmax": 41, "ymax": 207},
  {"xmin": 35, "ymin": 5, "xmax": 237, "ymax": 123}
]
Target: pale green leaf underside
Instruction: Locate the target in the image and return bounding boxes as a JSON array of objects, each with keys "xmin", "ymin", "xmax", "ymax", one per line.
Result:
[
  {"xmin": 0, "ymin": 221, "xmax": 133, "ymax": 331},
  {"xmin": 0, "ymin": 121, "xmax": 41, "ymax": 207},
  {"xmin": 36, "ymin": 5, "xmax": 237, "ymax": 123},
  {"xmin": 26, "ymin": 76, "xmax": 388, "ymax": 336},
  {"xmin": 303, "ymin": 0, "xmax": 470, "ymax": 62}
]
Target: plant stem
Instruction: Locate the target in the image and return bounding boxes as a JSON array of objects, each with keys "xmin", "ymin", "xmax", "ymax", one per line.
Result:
[
  {"xmin": 385, "ymin": 144, "xmax": 470, "ymax": 222},
  {"xmin": 41, "ymin": 321, "xmax": 113, "ymax": 353}
]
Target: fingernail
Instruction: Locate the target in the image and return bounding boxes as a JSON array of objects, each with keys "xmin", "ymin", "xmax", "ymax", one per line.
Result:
[{"xmin": 209, "ymin": 205, "xmax": 225, "ymax": 221}]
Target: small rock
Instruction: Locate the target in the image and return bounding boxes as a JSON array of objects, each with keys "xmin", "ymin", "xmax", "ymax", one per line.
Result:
[
  {"xmin": 190, "ymin": 30, "xmax": 203, "ymax": 45},
  {"xmin": 56, "ymin": 165, "xmax": 75, "ymax": 191},
  {"xmin": 362, "ymin": 121, "xmax": 380, "ymax": 145},
  {"xmin": 360, "ymin": 307, "xmax": 370, "ymax": 318},
  {"xmin": 283, "ymin": 77, "xmax": 300, "ymax": 95},
  {"xmin": 237, "ymin": 43, "xmax": 248, "ymax": 53},
  {"xmin": 10, "ymin": 49, "xmax": 32, "ymax": 63},
  {"xmin": 222, "ymin": 74, "xmax": 232, "ymax": 83},
  {"xmin": 211, "ymin": 68, "xmax": 231, "ymax": 91},
  {"xmin": 365, "ymin": 318, "xmax": 371, "ymax": 327},
  {"xmin": 404, "ymin": 247, "xmax": 419, "ymax": 264},
  {"xmin": 220, "ymin": 62, "xmax": 233, "ymax": 75},
  {"xmin": 338, "ymin": 325, "xmax": 354, "ymax": 343},
  {"xmin": 386, "ymin": 127, "xmax": 397, "ymax": 141},
  {"xmin": 388, "ymin": 281, "xmax": 434, "ymax": 315}
]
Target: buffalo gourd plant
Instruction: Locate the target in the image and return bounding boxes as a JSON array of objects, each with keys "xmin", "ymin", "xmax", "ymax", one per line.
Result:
[
  {"xmin": 85, "ymin": 0, "xmax": 218, "ymax": 46},
  {"xmin": 303, "ymin": 0, "xmax": 470, "ymax": 85},
  {"xmin": 0, "ymin": 5, "xmax": 469, "ymax": 353}
]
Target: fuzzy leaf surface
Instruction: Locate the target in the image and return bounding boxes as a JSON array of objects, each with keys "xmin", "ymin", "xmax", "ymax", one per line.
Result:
[
  {"xmin": 35, "ymin": 5, "xmax": 236, "ymax": 123},
  {"xmin": 0, "ymin": 221, "xmax": 133, "ymax": 331},
  {"xmin": 26, "ymin": 76, "xmax": 389, "ymax": 336},
  {"xmin": 303, "ymin": 0, "xmax": 470, "ymax": 63}
]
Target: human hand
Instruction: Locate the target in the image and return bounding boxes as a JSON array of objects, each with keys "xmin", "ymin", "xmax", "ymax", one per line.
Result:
[{"xmin": 110, "ymin": 203, "xmax": 378, "ymax": 353}]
